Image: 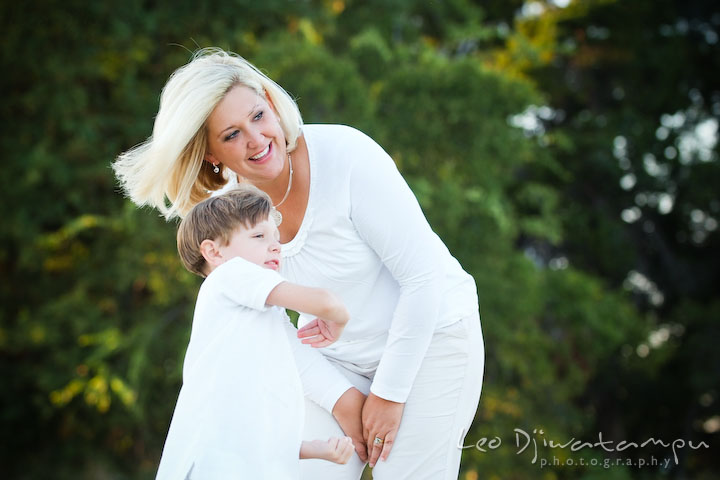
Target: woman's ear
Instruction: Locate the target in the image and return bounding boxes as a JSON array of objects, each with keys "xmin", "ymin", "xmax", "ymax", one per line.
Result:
[
  {"xmin": 204, "ymin": 152, "xmax": 217, "ymax": 165},
  {"xmin": 199, "ymin": 239, "xmax": 224, "ymax": 270}
]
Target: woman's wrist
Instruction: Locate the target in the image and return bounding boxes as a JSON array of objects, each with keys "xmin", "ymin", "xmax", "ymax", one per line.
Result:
[{"xmin": 332, "ymin": 387, "xmax": 364, "ymax": 416}]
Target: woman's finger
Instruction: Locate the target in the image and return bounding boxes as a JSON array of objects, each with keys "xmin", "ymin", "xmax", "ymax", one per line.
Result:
[
  {"xmin": 368, "ymin": 432, "xmax": 385, "ymax": 468},
  {"xmin": 352, "ymin": 433, "xmax": 368, "ymax": 463},
  {"xmin": 379, "ymin": 429, "xmax": 396, "ymax": 462},
  {"xmin": 361, "ymin": 392, "xmax": 405, "ymax": 467},
  {"xmin": 333, "ymin": 388, "xmax": 368, "ymax": 462}
]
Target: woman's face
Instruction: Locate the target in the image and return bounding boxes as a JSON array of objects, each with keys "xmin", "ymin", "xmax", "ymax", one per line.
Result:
[{"xmin": 204, "ymin": 85, "xmax": 287, "ymax": 186}]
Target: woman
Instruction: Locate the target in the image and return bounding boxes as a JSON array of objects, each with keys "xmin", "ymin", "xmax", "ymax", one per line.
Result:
[{"xmin": 114, "ymin": 48, "xmax": 484, "ymax": 480}]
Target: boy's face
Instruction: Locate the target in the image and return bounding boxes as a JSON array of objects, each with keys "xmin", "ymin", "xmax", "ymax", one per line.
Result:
[{"xmin": 218, "ymin": 216, "xmax": 281, "ymax": 271}]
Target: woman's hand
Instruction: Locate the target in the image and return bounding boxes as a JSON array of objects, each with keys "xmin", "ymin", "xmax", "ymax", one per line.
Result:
[
  {"xmin": 297, "ymin": 317, "xmax": 345, "ymax": 348},
  {"xmin": 361, "ymin": 392, "xmax": 405, "ymax": 468},
  {"xmin": 332, "ymin": 387, "xmax": 368, "ymax": 462}
]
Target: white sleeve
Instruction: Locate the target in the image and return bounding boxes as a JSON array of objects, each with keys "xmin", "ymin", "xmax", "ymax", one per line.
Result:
[
  {"xmin": 281, "ymin": 319, "xmax": 354, "ymax": 413},
  {"xmin": 212, "ymin": 258, "xmax": 352, "ymax": 411},
  {"xmin": 348, "ymin": 133, "xmax": 446, "ymax": 403},
  {"xmin": 210, "ymin": 257, "xmax": 284, "ymax": 310}
]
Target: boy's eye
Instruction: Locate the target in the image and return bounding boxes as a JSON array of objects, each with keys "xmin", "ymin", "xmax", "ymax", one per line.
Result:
[{"xmin": 224, "ymin": 130, "xmax": 240, "ymax": 141}]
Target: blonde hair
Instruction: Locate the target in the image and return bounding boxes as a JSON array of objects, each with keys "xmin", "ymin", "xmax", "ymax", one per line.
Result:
[
  {"xmin": 113, "ymin": 47, "xmax": 303, "ymax": 219},
  {"xmin": 177, "ymin": 185, "xmax": 273, "ymax": 277}
]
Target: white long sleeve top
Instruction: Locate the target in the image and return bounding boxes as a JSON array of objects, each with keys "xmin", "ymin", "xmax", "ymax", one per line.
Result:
[
  {"xmin": 279, "ymin": 124, "xmax": 479, "ymax": 403},
  {"xmin": 156, "ymin": 257, "xmax": 352, "ymax": 480}
]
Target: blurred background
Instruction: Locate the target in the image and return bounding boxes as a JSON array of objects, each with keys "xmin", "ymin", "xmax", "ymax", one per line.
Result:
[{"xmin": 1, "ymin": 0, "xmax": 718, "ymax": 478}]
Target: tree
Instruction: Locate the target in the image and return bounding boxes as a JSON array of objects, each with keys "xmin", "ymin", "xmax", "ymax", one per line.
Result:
[{"xmin": 2, "ymin": 0, "xmax": 715, "ymax": 478}]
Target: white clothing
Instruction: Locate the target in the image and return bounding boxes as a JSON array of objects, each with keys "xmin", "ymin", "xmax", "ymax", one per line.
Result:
[
  {"xmin": 274, "ymin": 125, "xmax": 484, "ymax": 479},
  {"xmin": 280, "ymin": 124, "xmax": 480, "ymax": 403},
  {"xmin": 155, "ymin": 257, "xmax": 352, "ymax": 480},
  {"xmin": 300, "ymin": 314, "xmax": 484, "ymax": 480},
  {"xmin": 212, "ymin": 124, "xmax": 484, "ymax": 479}
]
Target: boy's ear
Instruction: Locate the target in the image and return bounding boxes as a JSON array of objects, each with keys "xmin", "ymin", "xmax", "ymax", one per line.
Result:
[{"xmin": 199, "ymin": 239, "xmax": 223, "ymax": 269}]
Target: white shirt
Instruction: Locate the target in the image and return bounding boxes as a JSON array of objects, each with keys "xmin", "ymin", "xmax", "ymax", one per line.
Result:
[
  {"xmin": 155, "ymin": 257, "xmax": 350, "ymax": 480},
  {"xmin": 280, "ymin": 125, "xmax": 479, "ymax": 403}
]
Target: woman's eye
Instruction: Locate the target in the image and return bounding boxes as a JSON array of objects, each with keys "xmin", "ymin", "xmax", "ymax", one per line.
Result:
[
  {"xmin": 254, "ymin": 111, "xmax": 264, "ymax": 121},
  {"xmin": 253, "ymin": 234, "xmax": 264, "ymax": 239},
  {"xmin": 224, "ymin": 130, "xmax": 239, "ymax": 141}
]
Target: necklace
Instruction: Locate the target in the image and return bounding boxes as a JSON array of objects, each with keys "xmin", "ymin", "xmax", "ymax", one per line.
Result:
[{"xmin": 270, "ymin": 152, "xmax": 293, "ymax": 226}]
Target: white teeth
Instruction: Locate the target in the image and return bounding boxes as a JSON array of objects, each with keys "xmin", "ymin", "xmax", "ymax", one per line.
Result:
[{"xmin": 250, "ymin": 145, "xmax": 270, "ymax": 160}]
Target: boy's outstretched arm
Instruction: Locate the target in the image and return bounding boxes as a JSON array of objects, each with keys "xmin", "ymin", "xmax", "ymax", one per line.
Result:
[
  {"xmin": 266, "ymin": 282, "xmax": 349, "ymax": 346},
  {"xmin": 300, "ymin": 437, "xmax": 355, "ymax": 464}
]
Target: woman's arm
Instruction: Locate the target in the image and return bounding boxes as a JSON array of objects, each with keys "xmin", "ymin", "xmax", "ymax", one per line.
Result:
[
  {"xmin": 346, "ymin": 129, "xmax": 449, "ymax": 465},
  {"xmin": 348, "ymin": 132, "xmax": 446, "ymax": 403}
]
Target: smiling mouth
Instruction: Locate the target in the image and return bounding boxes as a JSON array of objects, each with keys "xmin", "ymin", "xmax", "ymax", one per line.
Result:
[{"xmin": 249, "ymin": 144, "xmax": 271, "ymax": 161}]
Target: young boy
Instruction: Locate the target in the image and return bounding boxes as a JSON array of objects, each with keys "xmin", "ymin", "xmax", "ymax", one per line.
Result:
[{"xmin": 156, "ymin": 186, "xmax": 354, "ymax": 480}]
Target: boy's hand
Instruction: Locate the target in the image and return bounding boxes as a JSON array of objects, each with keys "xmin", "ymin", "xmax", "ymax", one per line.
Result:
[
  {"xmin": 301, "ymin": 437, "xmax": 354, "ymax": 464},
  {"xmin": 297, "ymin": 318, "xmax": 345, "ymax": 348}
]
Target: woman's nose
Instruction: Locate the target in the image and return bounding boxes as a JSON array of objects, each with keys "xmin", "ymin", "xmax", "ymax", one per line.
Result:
[{"xmin": 246, "ymin": 125, "xmax": 265, "ymax": 148}]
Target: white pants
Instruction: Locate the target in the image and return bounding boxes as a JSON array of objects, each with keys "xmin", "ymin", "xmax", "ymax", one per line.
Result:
[{"xmin": 300, "ymin": 314, "xmax": 484, "ymax": 480}]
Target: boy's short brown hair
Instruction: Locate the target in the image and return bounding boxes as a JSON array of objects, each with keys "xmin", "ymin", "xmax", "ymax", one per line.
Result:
[{"xmin": 177, "ymin": 185, "xmax": 273, "ymax": 277}]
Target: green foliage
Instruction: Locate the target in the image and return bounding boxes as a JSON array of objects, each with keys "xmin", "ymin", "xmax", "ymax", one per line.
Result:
[
  {"xmin": 252, "ymin": 33, "xmax": 375, "ymax": 131},
  {"xmin": 2, "ymin": 0, "xmax": 717, "ymax": 478}
]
